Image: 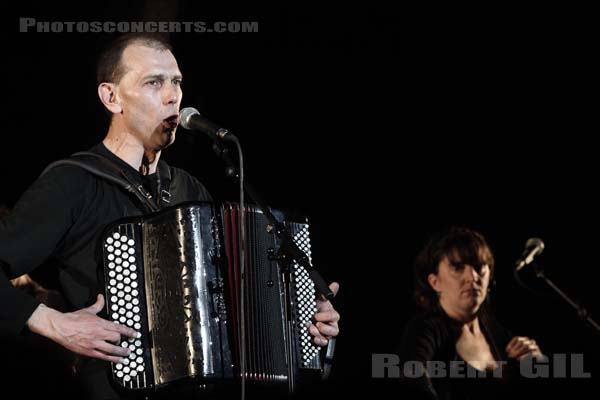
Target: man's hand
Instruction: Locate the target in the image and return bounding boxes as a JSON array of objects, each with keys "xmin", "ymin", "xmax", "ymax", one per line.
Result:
[
  {"xmin": 27, "ymin": 294, "xmax": 139, "ymax": 363},
  {"xmin": 308, "ymin": 282, "xmax": 340, "ymax": 346}
]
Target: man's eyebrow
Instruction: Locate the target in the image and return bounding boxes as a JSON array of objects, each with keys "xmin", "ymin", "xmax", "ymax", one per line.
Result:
[{"xmin": 143, "ymin": 74, "xmax": 183, "ymax": 81}]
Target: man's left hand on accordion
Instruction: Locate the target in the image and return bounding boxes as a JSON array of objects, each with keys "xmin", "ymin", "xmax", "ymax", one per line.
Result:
[{"xmin": 309, "ymin": 282, "xmax": 340, "ymax": 346}]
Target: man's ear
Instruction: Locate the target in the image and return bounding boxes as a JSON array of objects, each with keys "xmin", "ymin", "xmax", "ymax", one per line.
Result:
[
  {"xmin": 427, "ymin": 273, "xmax": 440, "ymax": 292},
  {"xmin": 98, "ymin": 83, "xmax": 122, "ymax": 114}
]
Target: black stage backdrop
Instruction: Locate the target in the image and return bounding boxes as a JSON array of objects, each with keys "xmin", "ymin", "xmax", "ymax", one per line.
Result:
[{"xmin": 1, "ymin": 2, "xmax": 598, "ymax": 399}]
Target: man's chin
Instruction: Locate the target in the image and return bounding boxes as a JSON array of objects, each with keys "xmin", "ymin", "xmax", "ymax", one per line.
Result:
[{"xmin": 159, "ymin": 129, "xmax": 176, "ymax": 148}]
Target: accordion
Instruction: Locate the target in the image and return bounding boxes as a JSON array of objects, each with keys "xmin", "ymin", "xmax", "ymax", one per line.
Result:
[{"xmin": 100, "ymin": 202, "xmax": 327, "ymax": 393}]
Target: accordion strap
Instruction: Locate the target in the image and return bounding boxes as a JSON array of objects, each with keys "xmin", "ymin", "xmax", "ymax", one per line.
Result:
[
  {"xmin": 155, "ymin": 158, "xmax": 172, "ymax": 207},
  {"xmin": 40, "ymin": 151, "xmax": 170, "ymax": 213}
]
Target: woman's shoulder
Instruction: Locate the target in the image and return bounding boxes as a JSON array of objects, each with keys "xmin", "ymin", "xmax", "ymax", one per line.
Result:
[
  {"xmin": 404, "ymin": 307, "xmax": 452, "ymax": 334},
  {"xmin": 399, "ymin": 307, "xmax": 457, "ymax": 358}
]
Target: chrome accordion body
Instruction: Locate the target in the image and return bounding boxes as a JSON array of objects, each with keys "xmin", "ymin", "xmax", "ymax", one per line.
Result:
[{"xmin": 101, "ymin": 202, "xmax": 322, "ymax": 392}]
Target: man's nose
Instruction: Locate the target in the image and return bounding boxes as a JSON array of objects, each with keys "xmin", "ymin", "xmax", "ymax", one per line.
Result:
[{"xmin": 163, "ymin": 83, "xmax": 181, "ymax": 105}]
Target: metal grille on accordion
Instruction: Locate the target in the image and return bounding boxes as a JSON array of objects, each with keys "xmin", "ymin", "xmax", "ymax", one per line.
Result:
[{"xmin": 101, "ymin": 202, "xmax": 324, "ymax": 392}]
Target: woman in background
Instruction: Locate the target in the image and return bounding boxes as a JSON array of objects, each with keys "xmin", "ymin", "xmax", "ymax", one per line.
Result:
[{"xmin": 398, "ymin": 227, "xmax": 543, "ymax": 399}]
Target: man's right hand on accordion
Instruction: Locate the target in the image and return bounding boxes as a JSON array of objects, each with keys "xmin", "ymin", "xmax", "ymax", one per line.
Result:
[
  {"xmin": 308, "ymin": 282, "xmax": 341, "ymax": 346},
  {"xmin": 26, "ymin": 294, "xmax": 139, "ymax": 363}
]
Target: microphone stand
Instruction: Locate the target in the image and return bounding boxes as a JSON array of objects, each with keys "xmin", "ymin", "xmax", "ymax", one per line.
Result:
[
  {"xmin": 209, "ymin": 139, "xmax": 334, "ymax": 300},
  {"xmin": 209, "ymin": 138, "xmax": 336, "ymax": 394},
  {"xmin": 518, "ymin": 263, "xmax": 600, "ymax": 334}
]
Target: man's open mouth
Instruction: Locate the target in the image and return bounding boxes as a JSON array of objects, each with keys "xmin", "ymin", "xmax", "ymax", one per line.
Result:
[{"xmin": 162, "ymin": 114, "xmax": 179, "ymax": 130}]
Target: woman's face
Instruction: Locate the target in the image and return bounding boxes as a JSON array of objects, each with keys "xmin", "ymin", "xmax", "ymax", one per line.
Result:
[{"xmin": 428, "ymin": 255, "xmax": 491, "ymax": 319}]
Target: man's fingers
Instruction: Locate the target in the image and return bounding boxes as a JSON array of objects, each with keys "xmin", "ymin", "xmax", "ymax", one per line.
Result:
[
  {"xmin": 102, "ymin": 330, "xmax": 123, "ymax": 344},
  {"xmin": 309, "ymin": 321, "xmax": 336, "ymax": 345},
  {"xmin": 314, "ymin": 310, "xmax": 340, "ymax": 323},
  {"xmin": 316, "ymin": 321, "xmax": 338, "ymax": 337},
  {"xmin": 104, "ymin": 320, "xmax": 139, "ymax": 338},
  {"xmin": 95, "ymin": 340, "xmax": 131, "ymax": 358},
  {"xmin": 86, "ymin": 294, "xmax": 105, "ymax": 315},
  {"xmin": 328, "ymin": 282, "xmax": 340, "ymax": 298},
  {"xmin": 87, "ymin": 350, "xmax": 125, "ymax": 364},
  {"xmin": 318, "ymin": 282, "xmax": 340, "ymax": 306},
  {"xmin": 308, "ymin": 323, "xmax": 328, "ymax": 346},
  {"xmin": 308, "ymin": 323, "xmax": 320, "ymax": 336}
]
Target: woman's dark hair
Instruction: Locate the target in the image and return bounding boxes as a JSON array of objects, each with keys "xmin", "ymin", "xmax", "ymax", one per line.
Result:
[{"xmin": 413, "ymin": 226, "xmax": 495, "ymax": 309}]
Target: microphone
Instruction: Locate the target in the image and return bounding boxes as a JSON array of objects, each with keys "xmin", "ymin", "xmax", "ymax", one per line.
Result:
[
  {"xmin": 515, "ymin": 237, "xmax": 545, "ymax": 271},
  {"xmin": 179, "ymin": 107, "xmax": 232, "ymax": 141}
]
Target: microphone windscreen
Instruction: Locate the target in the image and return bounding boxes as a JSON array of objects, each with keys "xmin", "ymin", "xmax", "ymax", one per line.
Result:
[{"xmin": 179, "ymin": 107, "xmax": 200, "ymax": 130}]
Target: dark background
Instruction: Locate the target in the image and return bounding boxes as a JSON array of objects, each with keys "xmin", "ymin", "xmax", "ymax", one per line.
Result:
[{"xmin": 2, "ymin": 1, "xmax": 598, "ymax": 398}]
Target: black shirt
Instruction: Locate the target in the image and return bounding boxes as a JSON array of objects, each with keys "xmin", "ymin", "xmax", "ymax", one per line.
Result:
[
  {"xmin": 397, "ymin": 304, "xmax": 517, "ymax": 400},
  {"xmin": 0, "ymin": 142, "xmax": 212, "ymax": 335}
]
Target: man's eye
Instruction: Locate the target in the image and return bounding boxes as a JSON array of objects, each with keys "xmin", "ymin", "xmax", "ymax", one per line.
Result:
[
  {"xmin": 147, "ymin": 80, "xmax": 161, "ymax": 86},
  {"xmin": 173, "ymin": 79, "xmax": 182, "ymax": 86}
]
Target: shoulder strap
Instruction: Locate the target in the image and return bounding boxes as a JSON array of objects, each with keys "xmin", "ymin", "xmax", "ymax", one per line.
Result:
[
  {"xmin": 40, "ymin": 151, "xmax": 160, "ymax": 213},
  {"xmin": 156, "ymin": 160, "xmax": 172, "ymax": 206}
]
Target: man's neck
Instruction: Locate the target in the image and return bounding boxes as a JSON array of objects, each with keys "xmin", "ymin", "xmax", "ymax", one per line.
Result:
[{"xmin": 103, "ymin": 130, "xmax": 161, "ymax": 175}]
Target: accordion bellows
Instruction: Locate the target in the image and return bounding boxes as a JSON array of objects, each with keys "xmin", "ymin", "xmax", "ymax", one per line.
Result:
[{"xmin": 101, "ymin": 202, "xmax": 322, "ymax": 392}]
